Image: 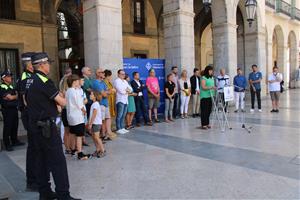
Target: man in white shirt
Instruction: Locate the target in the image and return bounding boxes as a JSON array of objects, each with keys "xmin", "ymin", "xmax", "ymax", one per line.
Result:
[
  {"xmin": 268, "ymin": 66, "xmax": 282, "ymax": 113},
  {"xmin": 216, "ymin": 68, "xmax": 230, "ymax": 112},
  {"xmin": 114, "ymin": 69, "xmax": 130, "ymax": 134}
]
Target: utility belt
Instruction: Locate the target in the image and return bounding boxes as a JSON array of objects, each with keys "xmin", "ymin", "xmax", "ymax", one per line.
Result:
[
  {"xmin": 1, "ymin": 105, "xmax": 18, "ymax": 110},
  {"xmin": 36, "ymin": 118, "xmax": 56, "ymax": 139}
]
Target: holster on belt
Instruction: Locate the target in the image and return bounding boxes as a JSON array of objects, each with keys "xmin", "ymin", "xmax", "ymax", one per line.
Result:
[{"xmin": 37, "ymin": 119, "xmax": 55, "ymax": 139}]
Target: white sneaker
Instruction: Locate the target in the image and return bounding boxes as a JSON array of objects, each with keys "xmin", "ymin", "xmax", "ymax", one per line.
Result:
[
  {"xmin": 250, "ymin": 109, "xmax": 254, "ymax": 113},
  {"xmin": 258, "ymin": 109, "xmax": 262, "ymax": 112},
  {"xmin": 122, "ymin": 128, "xmax": 129, "ymax": 133},
  {"xmin": 116, "ymin": 129, "xmax": 126, "ymax": 135}
]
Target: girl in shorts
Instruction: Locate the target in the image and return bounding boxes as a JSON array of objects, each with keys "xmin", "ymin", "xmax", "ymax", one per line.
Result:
[{"xmin": 88, "ymin": 91, "xmax": 106, "ymax": 158}]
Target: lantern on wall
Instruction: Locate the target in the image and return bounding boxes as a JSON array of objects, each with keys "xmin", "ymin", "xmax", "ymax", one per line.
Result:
[
  {"xmin": 245, "ymin": 0, "xmax": 257, "ymax": 27},
  {"xmin": 203, "ymin": 0, "xmax": 212, "ymax": 13}
]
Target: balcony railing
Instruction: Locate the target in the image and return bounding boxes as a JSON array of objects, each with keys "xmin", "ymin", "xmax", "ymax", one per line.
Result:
[
  {"xmin": 293, "ymin": 7, "xmax": 300, "ymax": 20},
  {"xmin": 266, "ymin": 0, "xmax": 276, "ymax": 9},
  {"xmin": 265, "ymin": 0, "xmax": 300, "ymax": 21},
  {"xmin": 276, "ymin": 0, "xmax": 292, "ymax": 16}
]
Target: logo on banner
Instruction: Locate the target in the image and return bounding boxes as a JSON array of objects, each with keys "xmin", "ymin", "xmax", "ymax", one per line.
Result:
[{"xmin": 145, "ymin": 62, "xmax": 152, "ymax": 71}]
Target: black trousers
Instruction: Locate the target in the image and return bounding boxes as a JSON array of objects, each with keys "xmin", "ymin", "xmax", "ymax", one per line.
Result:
[
  {"xmin": 135, "ymin": 96, "xmax": 148, "ymax": 124},
  {"xmin": 86, "ymin": 101, "xmax": 92, "ymax": 119},
  {"xmin": 2, "ymin": 107, "xmax": 18, "ymax": 147},
  {"xmin": 172, "ymin": 93, "xmax": 180, "ymax": 118},
  {"xmin": 200, "ymin": 98, "xmax": 212, "ymax": 126},
  {"xmin": 29, "ymin": 119, "xmax": 70, "ymax": 198},
  {"xmin": 250, "ymin": 89, "xmax": 261, "ymax": 109},
  {"xmin": 22, "ymin": 109, "xmax": 37, "ymax": 185}
]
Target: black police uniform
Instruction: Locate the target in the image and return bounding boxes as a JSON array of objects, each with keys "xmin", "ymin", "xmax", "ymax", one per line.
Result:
[
  {"xmin": 20, "ymin": 70, "xmax": 37, "ymax": 187},
  {"xmin": 0, "ymin": 72, "xmax": 19, "ymax": 150},
  {"xmin": 18, "ymin": 68, "xmax": 34, "ymax": 129},
  {"xmin": 26, "ymin": 69, "xmax": 70, "ymax": 199},
  {"xmin": 17, "ymin": 52, "xmax": 37, "ymax": 189}
]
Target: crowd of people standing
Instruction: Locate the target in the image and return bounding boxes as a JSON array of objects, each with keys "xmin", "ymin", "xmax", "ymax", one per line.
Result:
[
  {"xmin": 0, "ymin": 49, "xmax": 288, "ymax": 199},
  {"xmin": 56, "ymin": 63, "xmax": 284, "ymax": 137}
]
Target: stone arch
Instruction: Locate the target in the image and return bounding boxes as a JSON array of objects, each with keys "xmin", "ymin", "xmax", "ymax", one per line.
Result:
[
  {"xmin": 194, "ymin": 0, "xmax": 212, "ymax": 70},
  {"xmin": 235, "ymin": 0, "xmax": 266, "ymax": 78},
  {"xmin": 287, "ymin": 31, "xmax": 298, "ymax": 87},
  {"xmin": 236, "ymin": 5, "xmax": 245, "ymax": 72},
  {"xmin": 233, "ymin": 0, "xmax": 264, "ymax": 33},
  {"xmin": 272, "ymin": 25, "xmax": 285, "ymax": 70}
]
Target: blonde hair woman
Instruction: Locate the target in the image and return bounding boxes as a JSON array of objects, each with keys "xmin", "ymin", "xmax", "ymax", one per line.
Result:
[{"xmin": 179, "ymin": 69, "xmax": 191, "ymax": 118}]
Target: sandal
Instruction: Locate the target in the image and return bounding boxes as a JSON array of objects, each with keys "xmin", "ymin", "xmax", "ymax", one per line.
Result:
[
  {"xmin": 97, "ymin": 151, "xmax": 106, "ymax": 158},
  {"xmin": 207, "ymin": 125, "xmax": 211, "ymax": 129},
  {"xmin": 103, "ymin": 137, "xmax": 112, "ymax": 141},
  {"xmin": 65, "ymin": 150, "xmax": 72, "ymax": 155},
  {"xmin": 77, "ymin": 152, "xmax": 90, "ymax": 160},
  {"xmin": 154, "ymin": 119, "xmax": 160, "ymax": 123},
  {"xmin": 71, "ymin": 149, "xmax": 77, "ymax": 156}
]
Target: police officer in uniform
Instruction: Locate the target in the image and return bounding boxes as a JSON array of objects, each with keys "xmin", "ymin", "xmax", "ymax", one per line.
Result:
[
  {"xmin": 16, "ymin": 52, "xmax": 38, "ymax": 191},
  {"xmin": 26, "ymin": 52, "xmax": 80, "ymax": 200},
  {"xmin": 0, "ymin": 70, "xmax": 23, "ymax": 151}
]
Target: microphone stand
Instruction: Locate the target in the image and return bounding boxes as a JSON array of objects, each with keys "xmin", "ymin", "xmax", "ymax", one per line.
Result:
[{"xmin": 234, "ymin": 84, "xmax": 252, "ymax": 133}]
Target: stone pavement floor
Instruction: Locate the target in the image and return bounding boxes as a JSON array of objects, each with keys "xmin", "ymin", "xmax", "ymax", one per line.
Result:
[{"xmin": 0, "ymin": 89, "xmax": 299, "ymax": 199}]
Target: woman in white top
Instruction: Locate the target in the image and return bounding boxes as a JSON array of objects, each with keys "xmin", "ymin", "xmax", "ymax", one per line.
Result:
[
  {"xmin": 66, "ymin": 74, "xmax": 89, "ymax": 160},
  {"xmin": 88, "ymin": 91, "xmax": 106, "ymax": 158},
  {"xmin": 179, "ymin": 70, "xmax": 191, "ymax": 118}
]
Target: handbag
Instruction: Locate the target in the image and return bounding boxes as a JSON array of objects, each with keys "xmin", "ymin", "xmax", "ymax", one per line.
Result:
[{"xmin": 280, "ymin": 80, "xmax": 284, "ymax": 93}]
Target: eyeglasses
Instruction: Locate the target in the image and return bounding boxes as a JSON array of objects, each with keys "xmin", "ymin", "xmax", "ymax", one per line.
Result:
[{"xmin": 97, "ymin": 71, "xmax": 104, "ymax": 74}]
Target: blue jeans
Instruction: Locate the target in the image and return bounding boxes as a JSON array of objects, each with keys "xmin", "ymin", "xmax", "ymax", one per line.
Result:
[{"xmin": 116, "ymin": 102, "xmax": 128, "ymax": 130}]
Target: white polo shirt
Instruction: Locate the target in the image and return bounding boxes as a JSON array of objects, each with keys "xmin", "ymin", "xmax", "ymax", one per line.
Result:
[
  {"xmin": 114, "ymin": 77, "xmax": 129, "ymax": 104},
  {"xmin": 268, "ymin": 73, "xmax": 282, "ymax": 92}
]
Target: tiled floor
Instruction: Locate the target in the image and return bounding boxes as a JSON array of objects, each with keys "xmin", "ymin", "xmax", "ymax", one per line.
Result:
[{"xmin": 1, "ymin": 89, "xmax": 300, "ymax": 199}]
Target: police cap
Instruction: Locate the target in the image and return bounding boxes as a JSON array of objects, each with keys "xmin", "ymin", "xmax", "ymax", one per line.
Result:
[
  {"xmin": 1, "ymin": 69, "xmax": 13, "ymax": 79},
  {"xmin": 31, "ymin": 52, "xmax": 54, "ymax": 65},
  {"xmin": 21, "ymin": 52, "xmax": 35, "ymax": 62}
]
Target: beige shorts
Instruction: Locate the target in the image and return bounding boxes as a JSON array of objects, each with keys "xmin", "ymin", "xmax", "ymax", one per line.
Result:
[
  {"xmin": 270, "ymin": 91, "xmax": 280, "ymax": 101},
  {"xmin": 148, "ymin": 97, "xmax": 160, "ymax": 109},
  {"xmin": 100, "ymin": 105, "xmax": 111, "ymax": 120}
]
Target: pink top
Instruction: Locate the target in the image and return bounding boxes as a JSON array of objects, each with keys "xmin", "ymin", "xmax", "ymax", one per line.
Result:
[{"xmin": 146, "ymin": 77, "xmax": 159, "ymax": 94}]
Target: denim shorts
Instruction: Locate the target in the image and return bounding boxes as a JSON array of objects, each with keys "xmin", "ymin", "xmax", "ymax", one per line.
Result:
[{"xmin": 92, "ymin": 124, "xmax": 101, "ymax": 133}]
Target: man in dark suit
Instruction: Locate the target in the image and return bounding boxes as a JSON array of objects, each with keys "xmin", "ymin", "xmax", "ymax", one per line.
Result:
[
  {"xmin": 131, "ymin": 72, "xmax": 152, "ymax": 126},
  {"xmin": 190, "ymin": 68, "xmax": 201, "ymax": 118}
]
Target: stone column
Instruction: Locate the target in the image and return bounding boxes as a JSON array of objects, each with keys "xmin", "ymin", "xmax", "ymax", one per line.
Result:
[
  {"xmin": 212, "ymin": 22, "xmax": 238, "ymax": 81},
  {"xmin": 266, "ymin": 37, "xmax": 273, "ymax": 93},
  {"xmin": 256, "ymin": 31, "xmax": 267, "ymax": 95},
  {"xmin": 83, "ymin": 0, "xmax": 123, "ymax": 74},
  {"xmin": 282, "ymin": 45, "xmax": 289, "ymax": 86},
  {"xmin": 242, "ymin": 30, "xmax": 267, "ymax": 95},
  {"xmin": 163, "ymin": 0, "xmax": 195, "ymax": 76}
]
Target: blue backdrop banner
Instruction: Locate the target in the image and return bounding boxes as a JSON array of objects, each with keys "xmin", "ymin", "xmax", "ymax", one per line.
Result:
[{"xmin": 123, "ymin": 58, "xmax": 165, "ymax": 113}]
